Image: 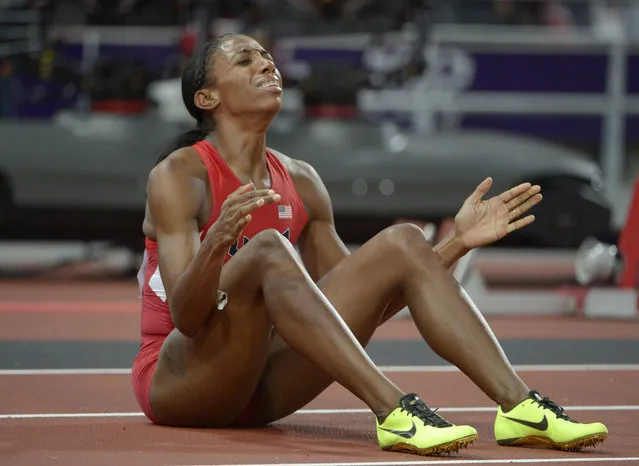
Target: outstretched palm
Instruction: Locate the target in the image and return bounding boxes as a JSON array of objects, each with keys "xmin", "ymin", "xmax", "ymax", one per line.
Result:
[{"xmin": 454, "ymin": 177, "xmax": 543, "ymax": 250}]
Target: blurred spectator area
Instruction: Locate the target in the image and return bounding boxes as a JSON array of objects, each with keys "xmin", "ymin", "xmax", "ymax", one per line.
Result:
[
  {"xmin": 1, "ymin": 0, "xmax": 191, "ymax": 26},
  {"xmin": 1, "ymin": 1, "xmax": 602, "ymax": 30},
  {"xmin": 2, "ymin": 0, "xmax": 638, "ymax": 120}
]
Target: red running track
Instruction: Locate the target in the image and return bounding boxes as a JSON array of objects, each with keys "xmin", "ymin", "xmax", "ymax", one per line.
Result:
[{"xmin": 0, "ymin": 279, "xmax": 638, "ymax": 465}]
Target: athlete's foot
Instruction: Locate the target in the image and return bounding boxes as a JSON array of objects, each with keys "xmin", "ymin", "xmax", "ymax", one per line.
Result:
[
  {"xmin": 376, "ymin": 393, "xmax": 478, "ymax": 456},
  {"xmin": 494, "ymin": 390, "xmax": 608, "ymax": 451}
]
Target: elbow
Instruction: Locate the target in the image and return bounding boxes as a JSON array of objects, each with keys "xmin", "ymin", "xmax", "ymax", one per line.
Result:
[
  {"xmin": 176, "ymin": 321, "xmax": 199, "ymax": 339},
  {"xmin": 173, "ymin": 314, "xmax": 199, "ymax": 339},
  {"xmin": 169, "ymin": 302, "xmax": 200, "ymax": 339}
]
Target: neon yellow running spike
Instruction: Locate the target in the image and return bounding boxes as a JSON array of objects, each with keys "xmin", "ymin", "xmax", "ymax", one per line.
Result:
[
  {"xmin": 495, "ymin": 390, "xmax": 608, "ymax": 451},
  {"xmin": 376, "ymin": 394, "xmax": 478, "ymax": 456}
]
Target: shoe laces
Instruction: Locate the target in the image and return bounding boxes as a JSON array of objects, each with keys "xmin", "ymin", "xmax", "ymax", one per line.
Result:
[
  {"xmin": 399, "ymin": 394, "xmax": 452, "ymax": 428},
  {"xmin": 529, "ymin": 390, "xmax": 577, "ymax": 423}
]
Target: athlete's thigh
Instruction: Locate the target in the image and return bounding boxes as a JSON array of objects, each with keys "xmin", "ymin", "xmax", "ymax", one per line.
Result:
[
  {"xmin": 242, "ymin": 233, "xmax": 406, "ymax": 425},
  {"xmin": 149, "ymin": 248, "xmax": 273, "ymax": 428}
]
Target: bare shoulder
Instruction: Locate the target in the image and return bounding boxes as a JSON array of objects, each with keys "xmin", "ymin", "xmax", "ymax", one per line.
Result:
[
  {"xmin": 148, "ymin": 146, "xmax": 205, "ymax": 188},
  {"xmin": 145, "ymin": 146, "xmax": 208, "ymax": 229},
  {"xmin": 267, "ymin": 147, "xmax": 321, "ymax": 185}
]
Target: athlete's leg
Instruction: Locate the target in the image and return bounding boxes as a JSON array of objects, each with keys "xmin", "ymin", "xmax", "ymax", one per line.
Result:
[
  {"xmin": 240, "ymin": 223, "xmax": 528, "ymax": 425},
  {"xmin": 148, "ymin": 229, "xmax": 406, "ymax": 427}
]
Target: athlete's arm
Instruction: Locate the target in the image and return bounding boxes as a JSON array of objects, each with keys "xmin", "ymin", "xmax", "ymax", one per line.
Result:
[
  {"xmin": 146, "ymin": 149, "xmax": 227, "ymax": 338},
  {"xmin": 286, "ymin": 157, "xmax": 467, "ymax": 282},
  {"xmin": 285, "ymin": 159, "xmax": 351, "ymax": 282}
]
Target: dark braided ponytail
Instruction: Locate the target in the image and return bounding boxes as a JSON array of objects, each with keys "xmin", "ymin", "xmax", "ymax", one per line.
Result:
[{"xmin": 156, "ymin": 34, "xmax": 237, "ymax": 164}]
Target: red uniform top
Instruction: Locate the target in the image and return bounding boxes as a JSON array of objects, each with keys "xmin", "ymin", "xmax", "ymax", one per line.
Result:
[{"xmin": 137, "ymin": 139, "xmax": 309, "ymax": 342}]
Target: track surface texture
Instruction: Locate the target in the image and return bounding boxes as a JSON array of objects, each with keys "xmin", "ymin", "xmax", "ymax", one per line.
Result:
[{"xmin": 1, "ymin": 279, "xmax": 638, "ymax": 466}]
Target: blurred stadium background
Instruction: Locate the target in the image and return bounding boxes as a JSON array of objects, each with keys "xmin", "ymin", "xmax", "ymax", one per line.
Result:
[{"xmin": 1, "ymin": 0, "xmax": 638, "ymax": 319}]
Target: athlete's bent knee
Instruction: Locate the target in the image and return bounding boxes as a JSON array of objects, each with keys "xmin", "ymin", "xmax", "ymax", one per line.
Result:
[
  {"xmin": 381, "ymin": 223, "xmax": 433, "ymax": 256},
  {"xmin": 251, "ymin": 228, "xmax": 293, "ymax": 251},
  {"xmin": 379, "ymin": 223, "xmax": 445, "ymax": 271},
  {"xmin": 248, "ymin": 229, "xmax": 297, "ymax": 266}
]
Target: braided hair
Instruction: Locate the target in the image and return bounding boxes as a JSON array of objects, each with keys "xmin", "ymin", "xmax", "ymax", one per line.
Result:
[{"xmin": 157, "ymin": 34, "xmax": 237, "ymax": 164}]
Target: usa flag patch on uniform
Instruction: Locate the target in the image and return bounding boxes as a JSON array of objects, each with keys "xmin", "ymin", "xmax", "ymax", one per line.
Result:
[{"xmin": 278, "ymin": 205, "xmax": 293, "ymax": 219}]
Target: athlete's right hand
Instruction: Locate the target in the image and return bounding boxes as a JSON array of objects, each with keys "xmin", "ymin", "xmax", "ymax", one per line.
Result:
[{"xmin": 207, "ymin": 183, "xmax": 281, "ymax": 248}]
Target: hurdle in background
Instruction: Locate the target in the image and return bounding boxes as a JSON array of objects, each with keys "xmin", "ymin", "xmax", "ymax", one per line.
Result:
[{"xmin": 581, "ymin": 177, "xmax": 639, "ymax": 319}]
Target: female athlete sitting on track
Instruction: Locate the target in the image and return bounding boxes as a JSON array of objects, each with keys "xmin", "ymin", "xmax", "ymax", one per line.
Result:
[{"xmin": 132, "ymin": 33, "xmax": 608, "ymax": 456}]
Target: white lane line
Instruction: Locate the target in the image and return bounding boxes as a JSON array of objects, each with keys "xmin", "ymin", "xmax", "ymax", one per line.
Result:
[
  {"xmin": 2, "ymin": 405, "xmax": 637, "ymax": 420},
  {"xmin": 175, "ymin": 458, "xmax": 639, "ymax": 466},
  {"xmin": 1, "ymin": 364, "xmax": 638, "ymax": 376}
]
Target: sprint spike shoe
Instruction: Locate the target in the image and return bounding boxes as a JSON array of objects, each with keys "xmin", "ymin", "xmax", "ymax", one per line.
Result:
[
  {"xmin": 495, "ymin": 390, "xmax": 608, "ymax": 451},
  {"xmin": 376, "ymin": 393, "xmax": 478, "ymax": 456}
]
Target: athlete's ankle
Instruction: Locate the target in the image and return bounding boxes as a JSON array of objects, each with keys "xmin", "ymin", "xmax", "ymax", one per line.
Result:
[
  {"xmin": 374, "ymin": 408, "xmax": 392, "ymax": 424},
  {"xmin": 498, "ymin": 387, "xmax": 530, "ymax": 413},
  {"xmin": 374, "ymin": 390, "xmax": 409, "ymax": 422}
]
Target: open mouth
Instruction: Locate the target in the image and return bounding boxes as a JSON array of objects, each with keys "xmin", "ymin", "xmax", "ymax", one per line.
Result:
[{"xmin": 257, "ymin": 80, "xmax": 282, "ymax": 93}]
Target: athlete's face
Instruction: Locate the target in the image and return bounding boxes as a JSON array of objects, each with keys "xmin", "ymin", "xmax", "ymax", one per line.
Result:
[{"xmin": 202, "ymin": 35, "xmax": 283, "ymax": 119}]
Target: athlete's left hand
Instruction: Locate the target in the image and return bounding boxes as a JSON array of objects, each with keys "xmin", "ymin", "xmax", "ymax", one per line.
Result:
[{"xmin": 454, "ymin": 177, "xmax": 543, "ymax": 250}]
